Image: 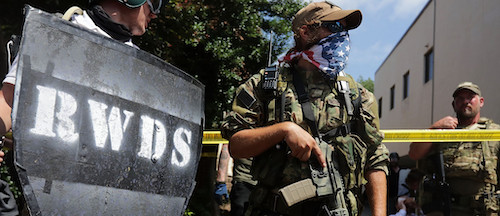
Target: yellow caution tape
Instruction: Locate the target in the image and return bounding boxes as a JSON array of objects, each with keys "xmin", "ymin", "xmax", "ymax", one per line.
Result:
[
  {"xmin": 202, "ymin": 131, "xmax": 229, "ymax": 144},
  {"xmin": 202, "ymin": 130, "xmax": 500, "ymax": 144},
  {"xmin": 381, "ymin": 129, "xmax": 500, "ymax": 142}
]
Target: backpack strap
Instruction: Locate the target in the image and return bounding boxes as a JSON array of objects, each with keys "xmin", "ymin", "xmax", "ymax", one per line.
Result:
[
  {"xmin": 336, "ymin": 76, "xmax": 354, "ymax": 116},
  {"xmin": 62, "ymin": 6, "xmax": 83, "ymax": 21},
  {"xmin": 477, "ymin": 118, "xmax": 493, "ymax": 169},
  {"xmin": 336, "ymin": 76, "xmax": 362, "ymax": 118}
]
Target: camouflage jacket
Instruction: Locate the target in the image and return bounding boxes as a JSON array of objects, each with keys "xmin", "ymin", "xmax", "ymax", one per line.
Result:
[
  {"xmin": 436, "ymin": 117, "xmax": 500, "ymax": 186},
  {"xmin": 426, "ymin": 117, "xmax": 500, "ymax": 214},
  {"xmin": 221, "ymin": 66, "xmax": 389, "ymax": 215}
]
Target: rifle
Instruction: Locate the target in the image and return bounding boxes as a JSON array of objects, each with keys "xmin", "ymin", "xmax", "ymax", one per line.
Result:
[
  {"xmin": 437, "ymin": 151, "xmax": 451, "ymax": 216},
  {"xmin": 277, "ymin": 137, "xmax": 348, "ymax": 215},
  {"xmin": 426, "ymin": 151, "xmax": 451, "ymax": 216}
]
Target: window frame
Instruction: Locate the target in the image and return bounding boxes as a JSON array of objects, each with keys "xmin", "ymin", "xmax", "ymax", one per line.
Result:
[
  {"xmin": 403, "ymin": 71, "xmax": 409, "ymax": 99},
  {"xmin": 390, "ymin": 85, "xmax": 395, "ymax": 110},
  {"xmin": 424, "ymin": 49, "xmax": 434, "ymax": 83}
]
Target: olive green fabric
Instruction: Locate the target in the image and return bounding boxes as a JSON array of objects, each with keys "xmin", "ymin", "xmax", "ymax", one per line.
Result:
[
  {"xmin": 435, "ymin": 117, "xmax": 500, "ymax": 215},
  {"xmin": 221, "ymin": 66, "xmax": 389, "ymax": 216},
  {"xmin": 233, "ymin": 158, "xmax": 258, "ymax": 185}
]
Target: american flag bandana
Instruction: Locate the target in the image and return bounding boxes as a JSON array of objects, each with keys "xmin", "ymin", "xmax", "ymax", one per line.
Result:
[{"xmin": 280, "ymin": 31, "xmax": 350, "ymax": 80}]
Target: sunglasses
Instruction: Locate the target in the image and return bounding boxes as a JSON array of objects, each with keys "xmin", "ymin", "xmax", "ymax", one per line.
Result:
[
  {"xmin": 321, "ymin": 21, "xmax": 344, "ymax": 33},
  {"xmin": 147, "ymin": 0, "xmax": 163, "ymax": 14}
]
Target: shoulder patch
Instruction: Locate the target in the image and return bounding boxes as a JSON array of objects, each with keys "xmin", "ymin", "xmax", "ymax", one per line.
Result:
[{"xmin": 237, "ymin": 89, "xmax": 256, "ymax": 109}]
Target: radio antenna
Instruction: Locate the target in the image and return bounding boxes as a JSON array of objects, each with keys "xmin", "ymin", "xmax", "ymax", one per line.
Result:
[{"xmin": 267, "ymin": 31, "xmax": 273, "ymax": 66}]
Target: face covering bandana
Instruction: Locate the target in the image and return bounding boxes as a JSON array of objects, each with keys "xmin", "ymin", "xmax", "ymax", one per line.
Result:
[
  {"xmin": 280, "ymin": 31, "xmax": 350, "ymax": 80},
  {"xmin": 280, "ymin": 31, "xmax": 357, "ymax": 116}
]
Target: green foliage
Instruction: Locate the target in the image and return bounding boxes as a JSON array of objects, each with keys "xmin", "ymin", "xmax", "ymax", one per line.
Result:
[
  {"xmin": 184, "ymin": 208, "xmax": 195, "ymax": 216},
  {"xmin": 0, "ymin": 150, "xmax": 21, "ymax": 200},
  {"xmin": 136, "ymin": 0, "xmax": 305, "ymax": 128},
  {"xmin": 0, "ymin": 0, "xmax": 304, "ymax": 129},
  {"xmin": 357, "ymin": 76, "xmax": 374, "ymax": 92}
]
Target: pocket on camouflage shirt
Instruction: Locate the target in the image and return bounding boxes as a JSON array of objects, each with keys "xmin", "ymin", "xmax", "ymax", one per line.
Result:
[
  {"xmin": 324, "ymin": 95, "xmax": 343, "ymax": 129},
  {"xmin": 445, "ymin": 149, "xmax": 483, "ymax": 177}
]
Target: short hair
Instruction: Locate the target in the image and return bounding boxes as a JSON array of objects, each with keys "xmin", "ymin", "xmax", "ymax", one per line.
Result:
[
  {"xmin": 405, "ymin": 168, "xmax": 425, "ymax": 184},
  {"xmin": 389, "ymin": 152, "xmax": 399, "ymax": 160}
]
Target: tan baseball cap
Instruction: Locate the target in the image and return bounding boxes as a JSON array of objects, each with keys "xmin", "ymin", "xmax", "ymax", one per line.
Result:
[
  {"xmin": 453, "ymin": 82, "xmax": 481, "ymax": 97},
  {"xmin": 292, "ymin": 1, "xmax": 362, "ymax": 35}
]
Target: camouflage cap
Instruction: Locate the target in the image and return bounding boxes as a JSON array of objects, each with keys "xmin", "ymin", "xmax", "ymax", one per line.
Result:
[
  {"xmin": 292, "ymin": 1, "xmax": 362, "ymax": 35},
  {"xmin": 453, "ymin": 81, "xmax": 481, "ymax": 97}
]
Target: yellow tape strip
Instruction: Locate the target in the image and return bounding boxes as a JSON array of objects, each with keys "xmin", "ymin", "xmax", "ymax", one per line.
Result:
[
  {"xmin": 202, "ymin": 131, "xmax": 228, "ymax": 144},
  {"xmin": 381, "ymin": 129, "xmax": 500, "ymax": 142},
  {"xmin": 202, "ymin": 130, "xmax": 500, "ymax": 144}
]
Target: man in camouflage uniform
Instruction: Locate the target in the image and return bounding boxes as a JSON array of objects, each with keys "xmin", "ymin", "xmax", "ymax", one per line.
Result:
[
  {"xmin": 409, "ymin": 82, "xmax": 500, "ymax": 215},
  {"xmin": 221, "ymin": 2, "xmax": 389, "ymax": 216}
]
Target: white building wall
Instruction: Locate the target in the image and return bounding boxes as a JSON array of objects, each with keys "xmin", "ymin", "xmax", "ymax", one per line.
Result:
[{"xmin": 374, "ymin": 0, "xmax": 500, "ymax": 156}]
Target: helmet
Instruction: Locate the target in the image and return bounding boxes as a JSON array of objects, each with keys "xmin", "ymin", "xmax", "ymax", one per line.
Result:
[
  {"xmin": 88, "ymin": 0, "xmax": 146, "ymax": 8},
  {"xmin": 117, "ymin": 0, "xmax": 147, "ymax": 8},
  {"xmin": 89, "ymin": 0, "xmax": 162, "ymax": 13}
]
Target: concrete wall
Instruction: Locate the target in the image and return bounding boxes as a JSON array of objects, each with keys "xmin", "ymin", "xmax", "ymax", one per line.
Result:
[{"xmin": 374, "ymin": 0, "xmax": 500, "ymax": 156}]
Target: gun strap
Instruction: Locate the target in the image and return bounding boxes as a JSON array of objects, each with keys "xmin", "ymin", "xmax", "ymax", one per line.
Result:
[
  {"xmin": 291, "ymin": 69, "xmax": 320, "ymax": 138},
  {"xmin": 291, "ymin": 69, "xmax": 348, "ymax": 208}
]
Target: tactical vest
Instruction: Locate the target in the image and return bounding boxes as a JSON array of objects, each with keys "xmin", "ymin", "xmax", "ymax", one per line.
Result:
[
  {"xmin": 250, "ymin": 65, "xmax": 384, "ymax": 215},
  {"xmin": 419, "ymin": 118, "xmax": 500, "ymax": 215},
  {"xmin": 439, "ymin": 117, "xmax": 500, "ymax": 184}
]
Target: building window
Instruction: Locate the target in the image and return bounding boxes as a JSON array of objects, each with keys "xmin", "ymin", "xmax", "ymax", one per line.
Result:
[
  {"xmin": 403, "ymin": 71, "xmax": 409, "ymax": 99},
  {"xmin": 424, "ymin": 49, "xmax": 434, "ymax": 83},
  {"xmin": 378, "ymin": 97, "xmax": 382, "ymax": 118},
  {"xmin": 390, "ymin": 85, "xmax": 395, "ymax": 110}
]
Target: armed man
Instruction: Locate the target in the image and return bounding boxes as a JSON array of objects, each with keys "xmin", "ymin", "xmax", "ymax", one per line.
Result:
[
  {"xmin": 0, "ymin": 0, "xmax": 160, "ymax": 214},
  {"xmin": 409, "ymin": 82, "xmax": 500, "ymax": 215},
  {"xmin": 221, "ymin": 1, "xmax": 389, "ymax": 215}
]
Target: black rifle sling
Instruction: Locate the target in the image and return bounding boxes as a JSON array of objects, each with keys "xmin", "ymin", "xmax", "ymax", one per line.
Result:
[
  {"xmin": 291, "ymin": 69, "xmax": 320, "ymax": 138},
  {"xmin": 292, "ymin": 69, "xmax": 350, "ymax": 213}
]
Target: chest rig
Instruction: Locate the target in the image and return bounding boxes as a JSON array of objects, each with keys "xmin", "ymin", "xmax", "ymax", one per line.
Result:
[
  {"xmin": 251, "ymin": 64, "xmax": 367, "ymax": 215},
  {"xmin": 440, "ymin": 118, "xmax": 498, "ymax": 184}
]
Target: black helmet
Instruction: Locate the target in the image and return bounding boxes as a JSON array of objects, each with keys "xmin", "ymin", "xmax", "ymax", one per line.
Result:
[{"xmin": 89, "ymin": 0, "xmax": 162, "ymax": 14}]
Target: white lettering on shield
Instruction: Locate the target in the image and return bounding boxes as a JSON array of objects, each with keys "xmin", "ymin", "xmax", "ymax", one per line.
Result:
[
  {"xmin": 88, "ymin": 100, "xmax": 134, "ymax": 151},
  {"xmin": 30, "ymin": 85, "xmax": 79, "ymax": 142},
  {"xmin": 29, "ymin": 85, "xmax": 192, "ymax": 166}
]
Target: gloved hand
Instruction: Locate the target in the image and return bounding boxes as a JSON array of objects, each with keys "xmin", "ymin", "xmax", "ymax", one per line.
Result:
[{"xmin": 214, "ymin": 182, "xmax": 229, "ymax": 205}]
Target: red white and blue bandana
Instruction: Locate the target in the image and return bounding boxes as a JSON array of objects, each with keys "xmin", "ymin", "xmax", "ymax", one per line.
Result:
[{"xmin": 280, "ymin": 31, "xmax": 350, "ymax": 80}]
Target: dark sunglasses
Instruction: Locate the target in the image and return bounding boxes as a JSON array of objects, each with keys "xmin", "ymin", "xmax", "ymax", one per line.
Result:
[{"xmin": 321, "ymin": 21, "xmax": 344, "ymax": 33}]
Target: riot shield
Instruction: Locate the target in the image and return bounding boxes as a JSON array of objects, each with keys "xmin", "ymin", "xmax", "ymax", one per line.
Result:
[{"xmin": 11, "ymin": 6, "xmax": 204, "ymax": 215}]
